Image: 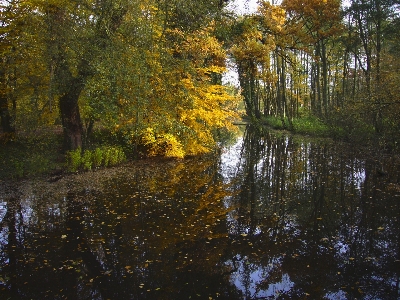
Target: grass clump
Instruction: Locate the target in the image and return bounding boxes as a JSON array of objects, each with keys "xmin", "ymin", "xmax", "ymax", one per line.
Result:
[
  {"xmin": 292, "ymin": 116, "xmax": 330, "ymax": 136},
  {"xmin": 261, "ymin": 115, "xmax": 330, "ymax": 137},
  {"xmin": 66, "ymin": 146, "xmax": 126, "ymax": 172},
  {"xmin": 66, "ymin": 148, "xmax": 82, "ymax": 172},
  {"xmin": 92, "ymin": 147, "xmax": 103, "ymax": 168},
  {"xmin": 82, "ymin": 150, "xmax": 93, "ymax": 171}
]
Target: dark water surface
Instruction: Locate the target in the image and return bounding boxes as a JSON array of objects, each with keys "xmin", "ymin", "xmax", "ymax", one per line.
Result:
[{"xmin": 1, "ymin": 126, "xmax": 400, "ymax": 299}]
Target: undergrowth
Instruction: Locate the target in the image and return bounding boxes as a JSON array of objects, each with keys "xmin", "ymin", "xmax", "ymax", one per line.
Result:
[
  {"xmin": 66, "ymin": 146, "xmax": 126, "ymax": 172},
  {"xmin": 261, "ymin": 115, "xmax": 330, "ymax": 137},
  {"xmin": 259, "ymin": 114, "xmax": 382, "ymax": 148},
  {"xmin": 0, "ymin": 128, "xmax": 127, "ymax": 180},
  {"xmin": 0, "ymin": 130, "xmax": 62, "ymax": 180}
]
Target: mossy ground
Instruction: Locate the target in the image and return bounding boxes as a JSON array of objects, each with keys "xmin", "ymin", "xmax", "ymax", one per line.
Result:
[
  {"xmin": 0, "ymin": 129, "xmax": 64, "ymax": 180},
  {"xmin": 0, "ymin": 127, "xmax": 125, "ymax": 180}
]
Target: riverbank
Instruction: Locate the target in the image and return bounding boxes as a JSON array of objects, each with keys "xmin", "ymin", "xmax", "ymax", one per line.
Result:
[
  {"xmin": 253, "ymin": 115, "xmax": 399, "ymax": 152},
  {"xmin": 0, "ymin": 155, "xmax": 189, "ymax": 201},
  {"xmin": 1, "ymin": 117, "xmax": 397, "ymax": 182}
]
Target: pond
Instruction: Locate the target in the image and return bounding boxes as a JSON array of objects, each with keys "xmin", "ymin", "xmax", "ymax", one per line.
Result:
[{"xmin": 1, "ymin": 126, "xmax": 399, "ymax": 299}]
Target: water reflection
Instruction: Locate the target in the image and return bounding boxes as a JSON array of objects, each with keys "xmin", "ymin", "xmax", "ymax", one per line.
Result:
[
  {"xmin": 0, "ymin": 126, "xmax": 399, "ymax": 299},
  {"xmin": 225, "ymin": 126, "xmax": 400, "ymax": 299}
]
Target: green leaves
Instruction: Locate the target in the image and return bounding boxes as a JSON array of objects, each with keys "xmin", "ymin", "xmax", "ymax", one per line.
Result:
[{"xmin": 66, "ymin": 146, "xmax": 126, "ymax": 172}]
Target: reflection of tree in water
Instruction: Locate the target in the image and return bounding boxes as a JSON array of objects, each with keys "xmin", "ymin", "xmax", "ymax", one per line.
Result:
[
  {"xmin": 0, "ymin": 130, "xmax": 399, "ymax": 299},
  {"xmin": 225, "ymin": 125, "xmax": 400, "ymax": 299},
  {"xmin": 0, "ymin": 157, "xmax": 242, "ymax": 299}
]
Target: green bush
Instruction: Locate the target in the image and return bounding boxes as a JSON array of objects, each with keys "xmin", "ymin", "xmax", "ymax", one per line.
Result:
[
  {"xmin": 103, "ymin": 147, "xmax": 111, "ymax": 167},
  {"xmin": 108, "ymin": 147, "xmax": 118, "ymax": 166},
  {"xmin": 82, "ymin": 150, "xmax": 93, "ymax": 171},
  {"xmin": 66, "ymin": 146, "xmax": 126, "ymax": 172},
  {"xmin": 66, "ymin": 148, "xmax": 82, "ymax": 172},
  {"xmin": 117, "ymin": 147, "xmax": 126, "ymax": 163},
  {"xmin": 293, "ymin": 116, "xmax": 330, "ymax": 136},
  {"xmin": 92, "ymin": 147, "xmax": 103, "ymax": 168},
  {"xmin": 263, "ymin": 116, "xmax": 285, "ymax": 129}
]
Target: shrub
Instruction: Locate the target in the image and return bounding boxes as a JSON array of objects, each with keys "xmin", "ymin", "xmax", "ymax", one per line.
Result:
[
  {"xmin": 116, "ymin": 147, "xmax": 127, "ymax": 163},
  {"xmin": 139, "ymin": 128, "xmax": 185, "ymax": 158},
  {"xmin": 82, "ymin": 150, "xmax": 93, "ymax": 171},
  {"xmin": 92, "ymin": 147, "xmax": 103, "ymax": 168},
  {"xmin": 293, "ymin": 116, "xmax": 330, "ymax": 136},
  {"xmin": 163, "ymin": 134, "xmax": 185, "ymax": 158},
  {"xmin": 108, "ymin": 147, "xmax": 119, "ymax": 166},
  {"xmin": 65, "ymin": 146, "xmax": 126, "ymax": 172},
  {"xmin": 103, "ymin": 147, "xmax": 111, "ymax": 167},
  {"xmin": 66, "ymin": 148, "xmax": 82, "ymax": 172}
]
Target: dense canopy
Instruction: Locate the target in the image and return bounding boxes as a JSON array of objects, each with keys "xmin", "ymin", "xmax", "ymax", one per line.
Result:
[{"xmin": 1, "ymin": 0, "xmax": 400, "ymax": 157}]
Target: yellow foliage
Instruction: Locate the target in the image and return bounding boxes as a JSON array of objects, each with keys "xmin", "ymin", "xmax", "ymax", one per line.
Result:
[
  {"xmin": 140, "ymin": 128, "xmax": 185, "ymax": 158},
  {"xmin": 185, "ymin": 139, "xmax": 211, "ymax": 156},
  {"xmin": 258, "ymin": 2, "xmax": 286, "ymax": 34},
  {"xmin": 86, "ymin": 15, "xmax": 240, "ymax": 159}
]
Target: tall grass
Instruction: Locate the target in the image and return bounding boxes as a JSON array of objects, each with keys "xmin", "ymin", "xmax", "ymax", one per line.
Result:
[
  {"xmin": 66, "ymin": 146, "xmax": 126, "ymax": 172},
  {"xmin": 262, "ymin": 116, "xmax": 330, "ymax": 137}
]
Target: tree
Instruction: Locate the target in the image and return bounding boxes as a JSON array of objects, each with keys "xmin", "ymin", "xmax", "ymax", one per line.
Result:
[
  {"xmin": 345, "ymin": 0, "xmax": 400, "ymax": 133},
  {"xmin": 282, "ymin": 0, "xmax": 342, "ymax": 116},
  {"xmin": 43, "ymin": 0, "xmax": 129, "ymax": 150}
]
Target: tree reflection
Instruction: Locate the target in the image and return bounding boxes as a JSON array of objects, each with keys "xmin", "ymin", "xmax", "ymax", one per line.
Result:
[
  {"xmin": 0, "ymin": 128, "xmax": 399, "ymax": 299},
  {"xmin": 225, "ymin": 125, "xmax": 400, "ymax": 299},
  {"xmin": 0, "ymin": 156, "xmax": 241, "ymax": 299}
]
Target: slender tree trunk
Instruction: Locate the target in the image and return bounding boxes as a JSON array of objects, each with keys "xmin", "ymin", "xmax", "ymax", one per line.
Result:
[
  {"xmin": 0, "ymin": 96, "xmax": 14, "ymax": 133},
  {"xmin": 374, "ymin": 0, "xmax": 383, "ymax": 133},
  {"xmin": 0, "ymin": 61, "xmax": 15, "ymax": 134},
  {"xmin": 315, "ymin": 43, "xmax": 322, "ymax": 116},
  {"xmin": 321, "ymin": 39, "xmax": 328, "ymax": 116},
  {"xmin": 276, "ymin": 51, "xmax": 286, "ymax": 128},
  {"xmin": 352, "ymin": 54, "xmax": 357, "ymax": 102},
  {"xmin": 341, "ymin": 49, "xmax": 349, "ymax": 108},
  {"xmin": 310, "ymin": 63, "xmax": 316, "ymax": 113}
]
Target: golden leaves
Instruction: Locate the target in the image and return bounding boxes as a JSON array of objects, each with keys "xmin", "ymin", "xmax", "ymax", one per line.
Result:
[
  {"xmin": 139, "ymin": 128, "xmax": 185, "ymax": 158},
  {"xmin": 282, "ymin": 0, "xmax": 343, "ymax": 41}
]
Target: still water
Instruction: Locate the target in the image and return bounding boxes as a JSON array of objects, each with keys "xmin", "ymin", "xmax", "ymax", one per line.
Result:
[{"xmin": 1, "ymin": 126, "xmax": 399, "ymax": 299}]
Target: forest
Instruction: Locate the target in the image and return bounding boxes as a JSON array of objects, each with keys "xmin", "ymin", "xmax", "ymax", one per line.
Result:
[{"xmin": 1, "ymin": 0, "xmax": 400, "ymax": 175}]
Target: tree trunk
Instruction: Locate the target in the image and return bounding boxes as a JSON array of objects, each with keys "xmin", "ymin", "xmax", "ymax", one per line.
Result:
[
  {"xmin": 0, "ymin": 96, "xmax": 14, "ymax": 134},
  {"xmin": 321, "ymin": 40, "xmax": 328, "ymax": 116},
  {"xmin": 0, "ymin": 65, "xmax": 15, "ymax": 134},
  {"xmin": 59, "ymin": 78, "xmax": 84, "ymax": 150},
  {"xmin": 315, "ymin": 43, "xmax": 322, "ymax": 116}
]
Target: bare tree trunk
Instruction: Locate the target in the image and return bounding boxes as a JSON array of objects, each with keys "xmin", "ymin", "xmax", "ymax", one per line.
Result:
[
  {"xmin": 0, "ymin": 60, "xmax": 15, "ymax": 134},
  {"xmin": 59, "ymin": 79, "xmax": 84, "ymax": 150},
  {"xmin": 0, "ymin": 95, "xmax": 14, "ymax": 134}
]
